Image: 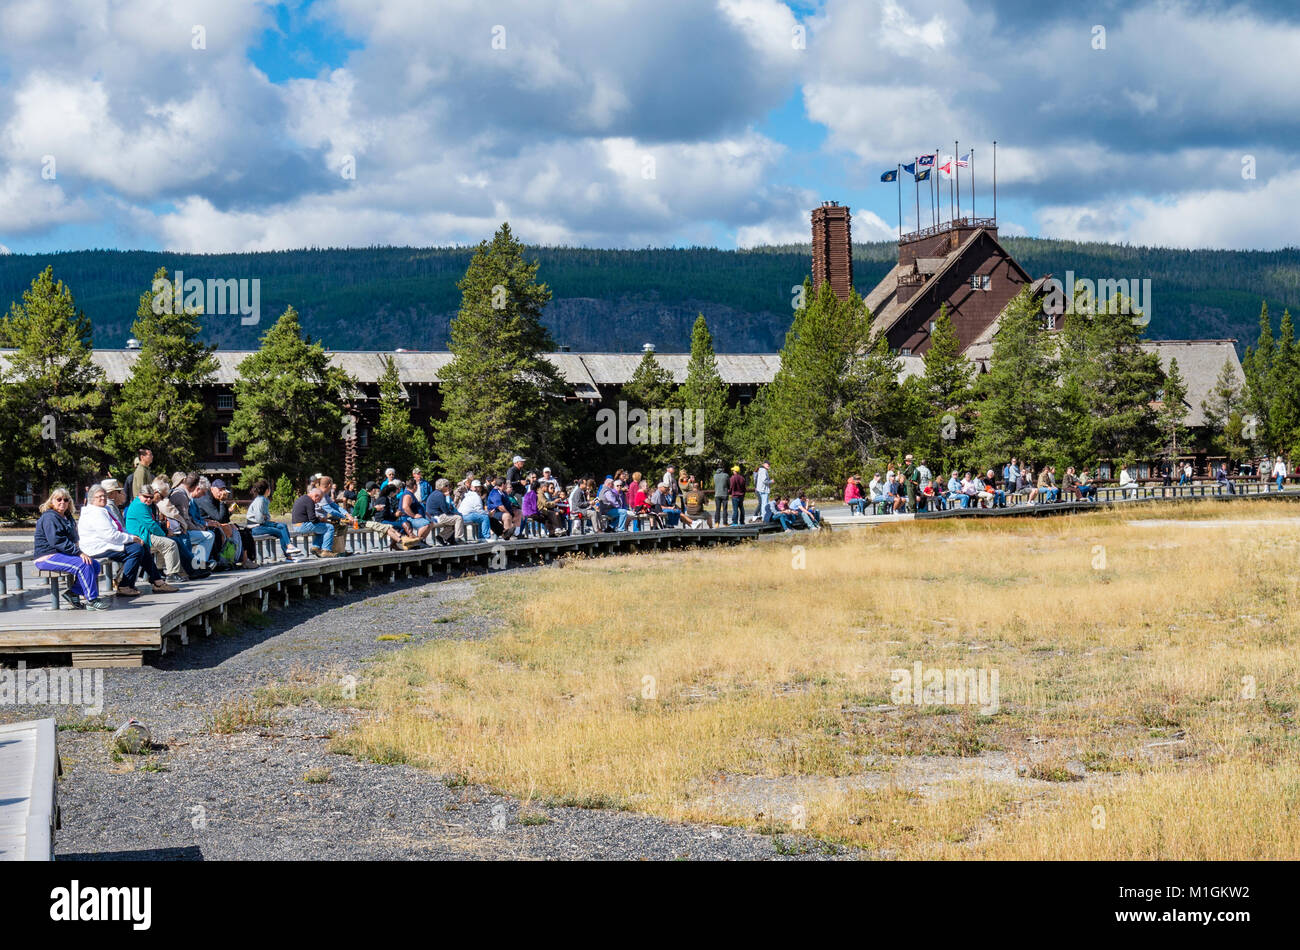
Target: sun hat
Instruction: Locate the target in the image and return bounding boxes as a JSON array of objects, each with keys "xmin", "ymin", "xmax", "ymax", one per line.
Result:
[{"xmin": 100, "ymin": 478, "xmax": 124, "ymax": 492}]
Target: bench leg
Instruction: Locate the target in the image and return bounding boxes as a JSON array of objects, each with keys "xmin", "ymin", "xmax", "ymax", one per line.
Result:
[{"xmin": 49, "ymin": 576, "xmax": 60, "ymax": 610}]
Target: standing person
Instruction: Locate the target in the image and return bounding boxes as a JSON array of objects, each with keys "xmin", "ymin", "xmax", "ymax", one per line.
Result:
[
  {"xmin": 728, "ymin": 465, "xmax": 747, "ymax": 525},
  {"xmin": 506, "ymin": 456, "xmax": 528, "ymax": 496},
  {"xmin": 126, "ymin": 483, "xmax": 186, "ymax": 584},
  {"xmin": 903, "ymin": 454, "xmax": 919, "ymax": 513},
  {"xmin": 1273, "ymin": 455, "xmax": 1288, "ymax": 492},
  {"xmin": 33, "ymin": 488, "xmax": 110, "ymax": 610},
  {"xmin": 80, "ymin": 484, "xmax": 173, "ymax": 596},
  {"xmin": 754, "ymin": 461, "xmax": 772, "ymax": 524},
  {"xmin": 712, "ymin": 465, "xmax": 730, "ymax": 526},
  {"xmin": 129, "ymin": 448, "xmax": 154, "ymax": 501}
]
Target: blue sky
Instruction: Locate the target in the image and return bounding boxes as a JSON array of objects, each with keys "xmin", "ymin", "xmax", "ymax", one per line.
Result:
[{"xmin": 0, "ymin": 0, "xmax": 1296, "ymax": 254}]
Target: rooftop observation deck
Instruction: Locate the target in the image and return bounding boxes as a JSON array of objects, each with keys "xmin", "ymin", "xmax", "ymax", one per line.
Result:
[{"xmin": 899, "ymin": 216, "xmax": 997, "ymax": 246}]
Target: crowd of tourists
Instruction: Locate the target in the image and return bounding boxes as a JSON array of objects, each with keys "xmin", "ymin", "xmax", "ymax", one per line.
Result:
[
  {"xmin": 30, "ymin": 450, "xmax": 826, "ymax": 609},
  {"xmin": 841, "ymin": 454, "xmax": 1293, "ymax": 515}
]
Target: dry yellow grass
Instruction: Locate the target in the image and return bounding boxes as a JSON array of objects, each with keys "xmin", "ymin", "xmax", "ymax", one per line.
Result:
[{"xmin": 337, "ymin": 500, "xmax": 1300, "ymax": 858}]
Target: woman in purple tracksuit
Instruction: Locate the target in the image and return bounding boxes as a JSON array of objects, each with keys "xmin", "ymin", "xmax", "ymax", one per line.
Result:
[{"xmin": 33, "ymin": 487, "xmax": 108, "ymax": 610}]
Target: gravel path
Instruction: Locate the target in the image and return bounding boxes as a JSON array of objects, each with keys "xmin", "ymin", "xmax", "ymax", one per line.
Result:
[{"xmin": 2, "ymin": 565, "xmax": 824, "ymax": 861}]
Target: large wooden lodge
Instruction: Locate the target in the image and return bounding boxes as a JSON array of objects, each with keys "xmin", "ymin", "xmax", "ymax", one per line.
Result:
[{"xmin": 2, "ymin": 203, "xmax": 1248, "ymax": 498}]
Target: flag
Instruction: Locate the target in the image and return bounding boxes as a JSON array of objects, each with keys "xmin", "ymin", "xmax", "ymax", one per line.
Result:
[
  {"xmin": 917, "ymin": 154, "xmax": 936, "ymax": 167},
  {"xmin": 902, "ymin": 162, "xmax": 917, "ymax": 175},
  {"xmin": 881, "ymin": 169, "xmax": 898, "ymax": 182},
  {"xmin": 914, "ymin": 168, "xmax": 931, "ymax": 182},
  {"xmin": 957, "ymin": 153, "xmax": 970, "ymax": 167},
  {"xmin": 937, "ymin": 157, "xmax": 953, "ymax": 175}
]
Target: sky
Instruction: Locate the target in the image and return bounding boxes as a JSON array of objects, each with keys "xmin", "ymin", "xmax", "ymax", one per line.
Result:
[{"xmin": 0, "ymin": 0, "xmax": 1297, "ymax": 255}]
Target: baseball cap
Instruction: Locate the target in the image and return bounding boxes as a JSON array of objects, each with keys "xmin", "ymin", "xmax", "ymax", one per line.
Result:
[
  {"xmin": 512, "ymin": 455, "xmax": 525, "ymax": 464},
  {"xmin": 471, "ymin": 479, "xmax": 482, "ymax": 488},
  {"xmin": 732, "ymin": 465, "xmax": 740, "ymax": 472},
  {"xmin": 212, "ymin": 478, "xmax": 227, "ymax": 489}
]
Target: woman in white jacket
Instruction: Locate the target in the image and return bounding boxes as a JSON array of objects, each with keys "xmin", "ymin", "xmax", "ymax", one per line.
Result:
[{"xmin": 79, "ymin": 485, "xmax": 175, "ymax": 596}]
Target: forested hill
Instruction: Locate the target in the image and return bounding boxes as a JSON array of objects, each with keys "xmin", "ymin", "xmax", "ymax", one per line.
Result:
[{"xmin": 1, "ymin": 239, "xmax": 1296, "ymax": 353}]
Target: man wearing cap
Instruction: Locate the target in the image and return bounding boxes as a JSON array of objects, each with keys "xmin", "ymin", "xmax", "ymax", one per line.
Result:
[
  {"xmin": 506, "ymin": 455, "xmax": 527, "ymax": 496},
  {"xmin": 101, "ymin": 478, "xmax": 128, "ymax": 525},
  {"xmin": 727, "ymin": 465, "xmax": 747, "ymax": 525},
  {"xmin": 411, "ymin": 468, "xmax": 432, "ymax": 505},
  {"xmin": 754, "ymin": 461, "xmax": 772, "ymax": 524},
  {"xmin": 457, "ymin": 479, "xmax": 491, "ymax": 540},
  {"xmin": 539, "ymin": 467, "xmax": 559, "ymax": 492}
]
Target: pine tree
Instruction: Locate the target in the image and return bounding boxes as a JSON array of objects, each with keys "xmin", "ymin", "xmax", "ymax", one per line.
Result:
[
  {"xmin": 105, "ymin": 267, "xmax": 217, "ymax": 474},
  {"xmin": 1241, "ymin": 301, "xmax": 1274, "ymax": 453},
  {"xmin": 617, "ymin": 349, "xmax": 678, "ymax": 475},
  {"xmin": 368, "ymin": 356, "xmax": 431, "ymax": 476},
  {"xmin": 764, "ymin": 280, "xmax": 903, "ymax": 486},
  {"xmin": 0, "ymin": 266, "xmax": 106, "ymax": 496},
  {"xmin": 1267, "ymin": 309, "xmax": 1300, "ymax": 458},
  {"xmin": 674, "ymin": 314, "xmax": 731, "ymax": 469},
  {"xmin": 1157, "ymin": 357, "xmax": 1190, "ymax": 466},
  {"xmin": 1201, "ymin": 358, "xmax": 1248, "ymax": 461},
  {"xmin": 915, "ymin": 304, "xmax": 973, "ymax": 471},
  {"xmin": 972, "ymin": 288, "xmax": 1061, "ymax": 467},
  {"xmin": 225, "ymin": 306, "xmax": 352, "ymax": 488},
  {"xmin": 433, "ymin": 223, "xmax": 573, "ymax": 477},
  {"xmin": 271, "ymin": 474, "xmax": 294, "ymax": 514}
]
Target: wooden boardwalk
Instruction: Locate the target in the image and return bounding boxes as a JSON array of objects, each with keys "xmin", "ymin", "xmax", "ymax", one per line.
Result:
[
  {"xmin": 0, "ymin": 526, "xmax": 763, "ymax": 667},
  {"xmin": 0, "ymin": 718, "xmax": 59, "ymax": 861}
]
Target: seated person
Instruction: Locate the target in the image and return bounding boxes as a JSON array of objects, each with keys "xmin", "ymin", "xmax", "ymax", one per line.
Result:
[
  {"xmin": 981, "ymin": 470, "xmax": 1006, "ymax": 508},
  {"xmin": 291, "ymin": 486, "xmax": 337, "ymax": 557},
  {"xmin": 457, "ymin": 480, "xmax": 492, "ymax": 541},
  {"xmin": 1077, "ymin": 469, "xmax": 1096, "ymax": 501},
  {"xmin": 485, "ymin": 477, "xmax": 519, "ymax": 538},
  {"xmin": 124, "ymin": 482, "xmax": 185, "ymax": 584},
  {"xmin": 33, "ymin": 488, "xmax": 109, "ymax": 610},
  {"xmin": 597, "ymin": 477, "xmax": 630, "ymax": 532},
  {"xmin": 788, "ymin": 492, "xmax": 821, "ymax": 529},
  {"xmin": 79, "ymin": 483, "xmax": 173, "ymax": 596},
  {"xmin": 1038, "ymin": 467, "xmax": 1059, "ymax": 503},
  {"xmin": 650, "ymin": 481, "xmax": 681, "ymax": 528},
  {"xmin": 425, "ymin": 479, "xmax": 466, "ymax": 543},
  {"xmin": 946, "ymin": 472, "xmax": 966, "ymax": 508},
  {"xmin": 392, "ymin": 478, "xmax": 433, "ymax": 548},
  {"xmin": 679, "ymin": 478, "xmax": 712, "ymax": 528},
  {"xmin": 170, "ymin": 473, "xmax": 219, "ymax": 569},
  {"xmin": 844, "ymin": 475, "xmax": 865, "ymax": 515},
  {"xmin": 246, "ymin": 478, "xmax": 303, "ymax": 561}
]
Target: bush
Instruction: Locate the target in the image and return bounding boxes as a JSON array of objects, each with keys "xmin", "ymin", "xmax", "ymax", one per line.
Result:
[{"xmin": 270, "ymin": 473, "xmax": 294, "ymax": 515}]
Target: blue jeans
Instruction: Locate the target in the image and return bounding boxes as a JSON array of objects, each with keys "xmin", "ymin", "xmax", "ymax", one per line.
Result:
[
  {"xmin": 251, "ymin": 522, "xmax": 292, "ymax": 555},
  {"xmin": 1276, "ymin": 475, "xmax": 1285, "ymax": 491},
  {"xmin": 603, "ymin": 507, "xmax": 629, "ymax": 531},
  {"xmin": 187, "ymin": 528, "xmax": 215, "ymax": 566},
  {"xmin": 848, "ymin": 498, "xmax": 865, "ymax": 515},
  {"xmin": 295, "ymin": 521, "xmax": 335, "ymax": 550},
  {"xmin": 461, "ymin": 511, "xmax": 490, "ymax": 540},
  {"xmin": 731, "ymin": 497, "xmax": 745, "ymax": 523},
  {"xmin": 756, "ymin": 490, "xmax": 771, "ymax": 521},
  {"xmin": 98, "ymin": 540, "xmax": 162, "ymax": 587}
]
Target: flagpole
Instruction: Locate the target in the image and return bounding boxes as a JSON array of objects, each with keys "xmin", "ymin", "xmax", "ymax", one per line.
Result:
[
  {"xmin": 896, "ymin": 164, "xmax": 902, "ymax": 242},
  {"xmin": 955, "ymin": 139, "xmax": 960, "ymax": 224},
  {"xmin": 993, "ymin": 140, "xmax": 997, "ymax": 224},
  {"xmin": 934, "ymin": 145, "xmax": 940, "ymax": 227},
  {"xmin": 949, "ymin": 150, "xmax": 954, "ymax": 224},
  {"xmin": 971, "ymin": 147, "xmax": 976, "ymax": 220},
  {"xmin": 915, "ymin": 167, "xmax": 920, "ymax": 235}
]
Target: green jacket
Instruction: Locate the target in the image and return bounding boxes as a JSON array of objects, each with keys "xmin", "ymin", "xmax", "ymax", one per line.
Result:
[{"xmin": 124, "ymin": 497, "xmax": 166, "ymax": 548}]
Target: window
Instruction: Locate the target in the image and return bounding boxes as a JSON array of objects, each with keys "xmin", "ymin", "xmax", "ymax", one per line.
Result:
[
  {"xmin": 970, "ymin": 274, "xmax": 991, "ymax": 291},
  {"xmin": 899, "ymin": 347, "xmax": 912, "ymax": 356},
  {"xmin": 929, "ymin": 321, "xmax": 936, "ymax": 333},
  {"xmin": 358, "ymin": 427, "xmax": 370, "ymax": 449},
  {"xmin": 216, "ymin": 393, "xmax": 234, "ymax": 410},
  {"xmin": 215, "ymin": 428, "xmax": 230, "ymax": 456},
  {"xmin": 409, "ymin": 387, "xmax": 421, "ymax": 409},
  {"xmin": 15, "ymin": 481, "xmax": 33, "ymax": 507}
]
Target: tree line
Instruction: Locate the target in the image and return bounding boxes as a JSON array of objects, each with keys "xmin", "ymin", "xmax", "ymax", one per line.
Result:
[{"xmin": 1, "ymin": 226, "xmax": 1296, "ymax": 506}]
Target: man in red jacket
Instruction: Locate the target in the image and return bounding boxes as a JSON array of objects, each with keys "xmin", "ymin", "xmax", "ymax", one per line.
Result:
[{"xmin": 728, "ymin": 465, "xmax": 747, "ymax": 526}]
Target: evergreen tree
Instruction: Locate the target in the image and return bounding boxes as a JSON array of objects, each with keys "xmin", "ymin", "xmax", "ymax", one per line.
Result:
[
  {"xmin": 617, "ymin": 349, "xmax": 677, "ymax": 475},
  {"xmin": 764, "ymin": 280, "xmax": 904, "ymax": 486},
  {"xmin": 105, "ymin": 267, "xmax": 217, "ymax": 474},
  {"xmin": 271, "ymin": 473, "xmax": 294, "ymax": 514},
  {"xmin": 1241, "ymin": 301, "xmax": 1274, "ymax": 453},
  {"xmin": 1266, "ymin": 309, "xmax": 1300, "ymax": 458},
  {"xmin": 368, "ymin": 356, "xmax": 431, "ymax": 476},
  {"xmin": 971, "ymin": 288, "xmax": 1060, "ymax": 467},
  {"xmin": 225, "ymin": 306, "xmax": 352, "ymax": 488},
  {"xmin": 914, "ymin": 304, "xmax": 974, "ymax": 471},
  {"xmin": 1200, "ymin": 358, "xmax": 1248, "ymax": 461},
  {"xmin": 0, "ymin": 266, "xmax": 106, "ymax": 495},
  {"xmin": 433, "ymin": 223, "xmax": 573, "ymax": 477},
  {"xmin": 1157, "ymin": 357, "xmax": 1191, "ymax": 465},
  {"xmin": 1071, "ymin": 290, "xmax": 1164, "ymax": 465},
  {"xmin": 673, "ymin": 314, "xmax": 731, "ymax": 469}
]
